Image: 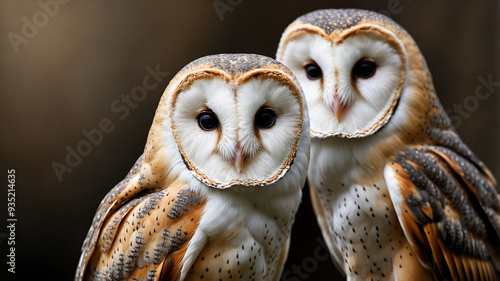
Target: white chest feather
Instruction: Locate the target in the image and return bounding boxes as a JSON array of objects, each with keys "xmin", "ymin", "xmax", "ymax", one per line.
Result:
[
  {"xmin": 309, "ymin": 138, "xmax": 408, "ymax": 280},
  {"xmin": 179, "ymin": 183, "xmax": 301, "ymax": 281}
]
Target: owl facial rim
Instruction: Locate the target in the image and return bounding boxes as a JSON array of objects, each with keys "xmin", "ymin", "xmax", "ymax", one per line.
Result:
[
  {"xmin": 169, "ymin": 69, "xmax": 305, "ymax": 189},
  {"xmin": 278, "ymin": 22, "xmax": 408, "ymax": 139}
]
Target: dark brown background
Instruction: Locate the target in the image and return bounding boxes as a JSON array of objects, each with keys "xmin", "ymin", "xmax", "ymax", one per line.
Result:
[{"xmin": 0, "ymin": 0, "xmax": 498, "ymax": 280}]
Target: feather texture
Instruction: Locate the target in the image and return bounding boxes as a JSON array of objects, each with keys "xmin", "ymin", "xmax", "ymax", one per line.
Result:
[{"xmin": 386, "ymin": 142, "xmax": 500, "ymax": 281}]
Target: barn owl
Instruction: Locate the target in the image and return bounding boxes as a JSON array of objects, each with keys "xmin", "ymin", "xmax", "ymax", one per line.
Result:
[
  {"xmin": 277, "ymin": 9, "xmax": 500, "ymax": 281},
  {"xmin": 74, "ymin": 54, "xmax": 310, "ymax": 281}
]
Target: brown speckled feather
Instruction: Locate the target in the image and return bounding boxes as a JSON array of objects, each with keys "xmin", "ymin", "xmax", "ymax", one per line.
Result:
[
  {"xmin": 179, "ymin": 54, "xmax": 296, "ymax": 80},
  {"xmin": 387, "ymin": 142, "xmax": 500, "ymax": 281},
  {"xmin": 75, "ymin": 154, "xmax": 206, "ymax": 281}
]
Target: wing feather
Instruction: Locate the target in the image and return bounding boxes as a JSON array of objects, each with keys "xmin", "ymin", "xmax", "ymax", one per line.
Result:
[
  {"xmin": 269, "ymin": 237, "xmax": 291, "ymax": 281},
  {"xmin": 308, "ymin": 182, "xmax": 345, "ymax": 276},
  {"xmin": 385, "ymin": 142, "xmax": 500, "ymax": 281},
  {"xmin": 75, "ymin": 155, "xmax": 206, "ymax": 281}
]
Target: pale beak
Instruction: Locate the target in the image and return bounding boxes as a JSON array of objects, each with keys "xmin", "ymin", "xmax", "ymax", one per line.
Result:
[
  {"xmin": 331, "ymin": 89, "xmax": 344, "ymax": 123},
  {"xmin": 233, "ymin": 142, "xmax": 246, "ymax": 174}
]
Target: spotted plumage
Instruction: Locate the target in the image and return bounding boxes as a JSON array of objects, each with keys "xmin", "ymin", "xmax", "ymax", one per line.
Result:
[
  {"xmin": 75, "ymin": 54, "xmax": 310, "ymax": 281},
  {"xmin": 277, "ymin": 9, "xmax": 500, "ymax": 281}
]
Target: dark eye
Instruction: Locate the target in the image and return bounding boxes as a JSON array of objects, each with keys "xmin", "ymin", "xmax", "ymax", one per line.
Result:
[
  {"xmin": 305, "ymin": 63, "xmax": 322, "ymax": 80},
  {"xmin": 197, "ymin": 111, "xmax": 219, "ymax": 131},
  {"xmin": 255, "ymin": 107, "xmax": 276, "ymax": 129},
  {"xmin": 352, "ymin": 59, "xmax": 376, "ymax": 78}
]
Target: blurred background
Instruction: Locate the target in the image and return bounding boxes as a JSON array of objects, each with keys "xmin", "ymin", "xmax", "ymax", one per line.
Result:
[{"xmin": 0, "ymin": 0, "xmax": 498, "ymax": 280}]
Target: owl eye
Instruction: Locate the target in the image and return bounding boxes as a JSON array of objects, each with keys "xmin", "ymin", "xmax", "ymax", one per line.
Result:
[
  {"xmin": 197, "ymin": 110, "xmax": 219, "ymax": 131},
  {"xmin": 305, "ymin": 63, "xmax": 322, "ymax": 80},
  {"xmin": 352, "ymin": 59, "xmax": 376, "ymax": 78},
  {"xmin": 255, "ymin": 107, "xmax": 276, "ymax": 129}
]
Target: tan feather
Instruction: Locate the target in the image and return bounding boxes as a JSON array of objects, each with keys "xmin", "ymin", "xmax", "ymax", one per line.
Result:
[
  {"xmin": 388, "ymin": 145, "xmax": 499, "ymax": 281},
  {"xmin": 81, "ymin": 175, "xmax": 205, "ymax": 281}
]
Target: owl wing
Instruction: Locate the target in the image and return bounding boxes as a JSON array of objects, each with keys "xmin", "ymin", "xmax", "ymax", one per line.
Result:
[
  {"xmin": 269, "ymin": 237, "xmax": 292, "ymax": 281},
  {"xmin": 75, "ymin": 155, "xmax": 206, "ymax": 281},
  {"xmin": 309, "ymin": 183, "xmax": 346, "ymax": 276},
  {"xmin": 384, "ymin": 136, "xmax": 500, "ymax": 281}
]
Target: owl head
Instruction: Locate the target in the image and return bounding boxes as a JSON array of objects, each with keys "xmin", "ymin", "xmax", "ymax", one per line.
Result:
[
  {"xmin": 145, "ymin": 54, "xmax": 309, "ymax": 189},
  {"xmin": 277, "ymin": 9, "xmax": 434, "ymax": 139}
]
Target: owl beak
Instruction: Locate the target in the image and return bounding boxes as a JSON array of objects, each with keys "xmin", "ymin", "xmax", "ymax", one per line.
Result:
[
  {"xmin": 332, "ymin": 92, "xmax": 344, "ymax": 123},
  {"xmin": 233, "ymin": 142, "xmax": 246, "ymax": 174}
]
